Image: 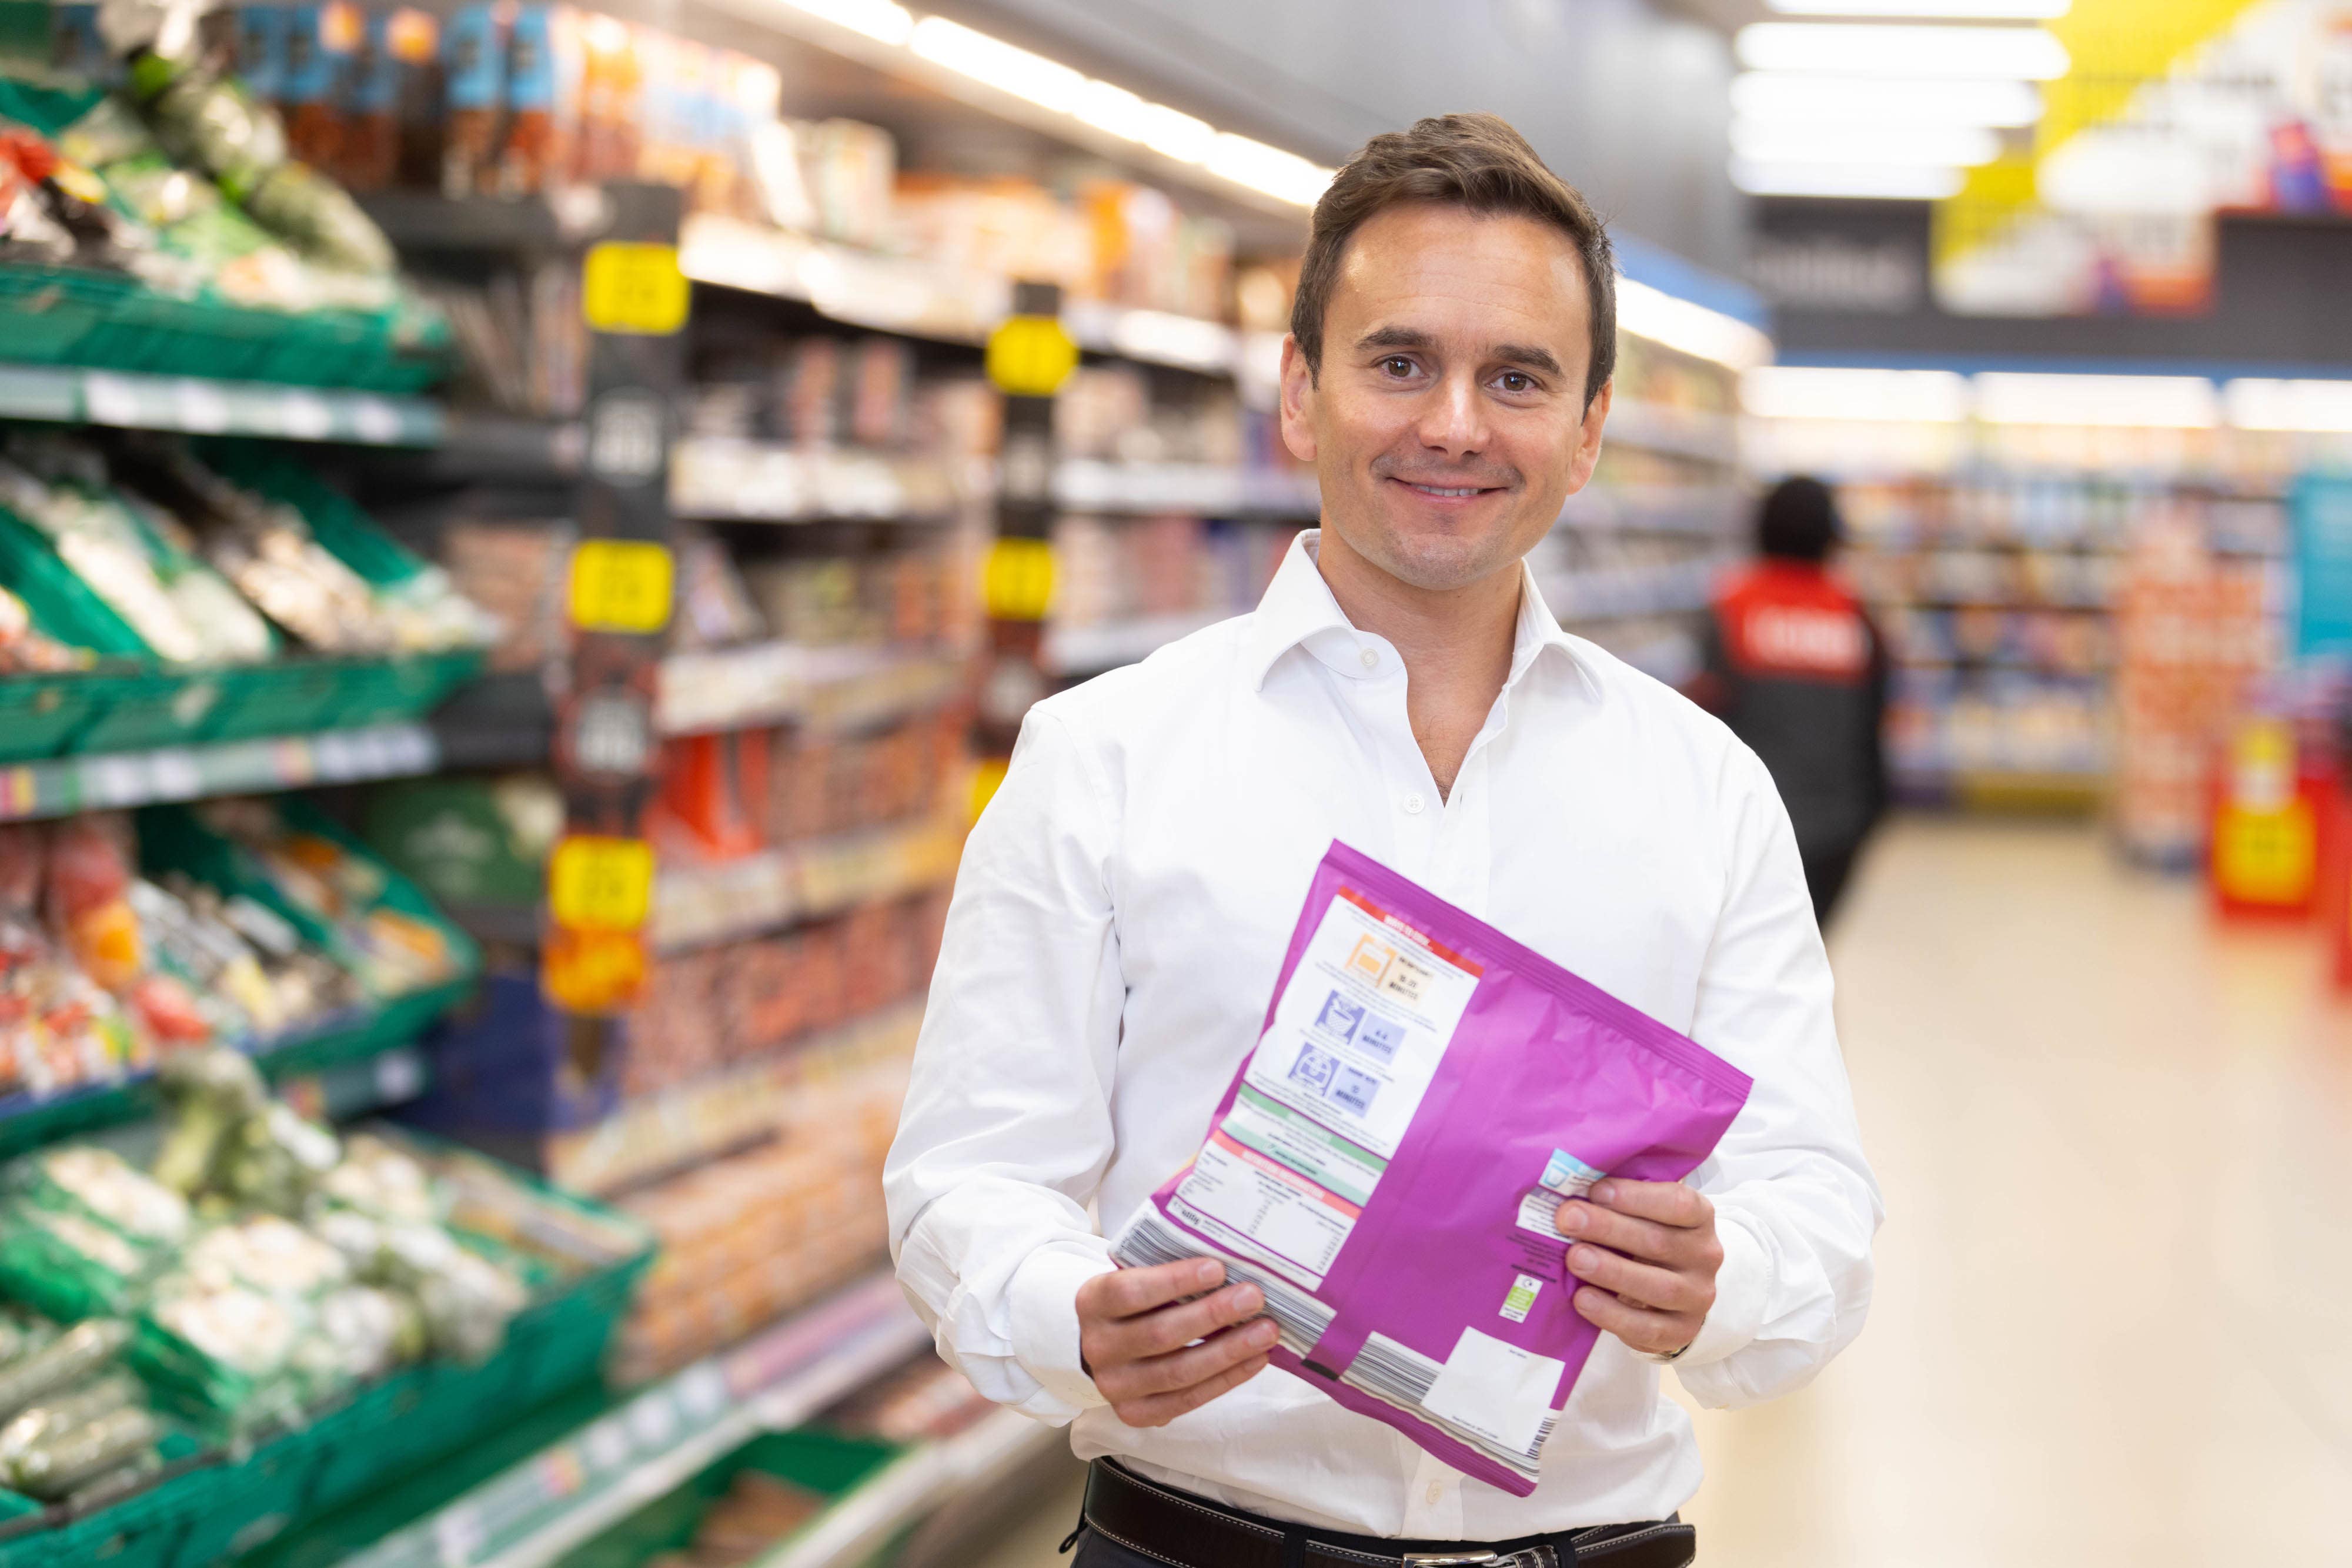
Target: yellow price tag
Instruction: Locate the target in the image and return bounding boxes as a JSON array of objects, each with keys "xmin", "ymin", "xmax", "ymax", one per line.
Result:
[
  {"xmin": 983, "ymin": 537, "xmax": 1055, "ymax": 622},
  {"xmin": 582, "ymin": 242, "xmax": 690, "ymax": 336},
  {"xmin": 569, "ymin": 539, "xmax": 674, "ymax": 633},
  {"xmin": 986, "ymin": 315, "xmax": 1079, "ymax": 397},
  {"xmin": 542, "ymin": 925, "xmax": 649, "ymax": 1014},
  {"xmin": 548, "ymin": 835, "xmax": 656, "ymax": 932},
  {"xmin": 2214, "ymin": 802, "xmax": 2315, "ymax": 905}
]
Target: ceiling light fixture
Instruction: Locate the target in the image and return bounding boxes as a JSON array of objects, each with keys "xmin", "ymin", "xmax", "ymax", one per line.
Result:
[
  {"xmin": 1975, "ymin": 373, "xmax": 2219, "ymax": 427},
  {"xmin": 1730, "ymin": 73, "xmax": 2043, "ymax": 128},
  {"xmin": 1730, "ymin": 160, "xmax": 1969, "ymax": 199},
  {"xmin": 1742, "ymin": 366, "xmax": 1973, "ymax": 422},
  {"xmin": 1767, "ymin": 0, "xmax": 2068, "ymax": 16},
  {"xmin": 1204, "ymin": 132, "xmax": 1336, "ymax": 207},
  {"xmin": 1736, "ymin": 22, "xmax": 2071, "ymax": 79},
  {"xmin": 2224, "ymin": 379, "xmax": 2352, "ymax": 433},
  {"xmin": 772, "ymin": 0, "xmax": 914, "ymax": 47},
  {"xmin": 1616, "ymin": 278, "xmax": 1775, "ymax": 370},
  {"xmin": 908, "ymin": 16, "xmax": 1087, "ymax": 113},
  {"xmin": 1732, "ymin": 122, "xmax": 2004, "ymax": 167}
]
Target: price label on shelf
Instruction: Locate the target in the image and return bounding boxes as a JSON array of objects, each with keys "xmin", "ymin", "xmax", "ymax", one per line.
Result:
[
  {"xmin": 548, "ymin": 835, "xmax": 655, "ymax": 932},
  {"xmin": 985, "ymin": 314, "xmax": 1078, "ymax": 397},
  {"xmin": 583, "ymin": 242, "xmax": 691, "ymax": 335},
  {"xmin": 983, "ymin": 537, "xmax": 1055, "ymax": 622},
  {"xmin": 568, "ymin": 539, "xmax": 674, "ymax": 634}
]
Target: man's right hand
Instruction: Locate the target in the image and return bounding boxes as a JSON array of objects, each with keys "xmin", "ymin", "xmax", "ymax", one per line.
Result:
[{"xmin": 1077, "ymin": 1258, "xmax": 1278, "ymax": 1428}]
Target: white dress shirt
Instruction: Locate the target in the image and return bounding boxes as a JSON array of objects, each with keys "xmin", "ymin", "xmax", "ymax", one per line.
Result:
[{"xmin": 885, "ymin": 531, "xmax": 1881, "ymax": 1538}]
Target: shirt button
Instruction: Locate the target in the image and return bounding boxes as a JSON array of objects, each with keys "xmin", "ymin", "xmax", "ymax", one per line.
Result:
[
  {"xmin": 1358, "ymin": 648, "xmax": 1379, "ymax": 671},
  {"xmin": 1425, "ymin": 1480, "xmax": 1445, "ymax": 1505},
  {"xmin": 1402, "ymin": 792, "xmax": 1426, "ymax": 815}
]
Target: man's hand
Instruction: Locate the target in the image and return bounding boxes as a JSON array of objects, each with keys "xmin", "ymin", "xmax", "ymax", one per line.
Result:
[
  {"xmin": 1078, "ymin": 1258, "xmax": 1278, "ymax": 1427},
  {"xmin": 1556, "ymin": 1179, "xmax": 1723, "ymax": 1358}
]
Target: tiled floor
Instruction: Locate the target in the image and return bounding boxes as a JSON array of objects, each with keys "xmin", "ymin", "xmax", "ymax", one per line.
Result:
[{"xmin": 967, "ymin": 815, "xmax": 2352, "ymax": 1566}]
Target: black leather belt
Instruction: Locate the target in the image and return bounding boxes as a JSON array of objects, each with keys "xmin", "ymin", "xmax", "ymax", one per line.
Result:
[{"xmin": 1078, "ymin": 1458, "xmax": 1697, "ymax": 1568}]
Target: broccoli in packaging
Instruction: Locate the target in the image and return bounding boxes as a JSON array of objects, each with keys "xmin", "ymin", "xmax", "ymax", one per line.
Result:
[{"xmin": 0, "ymin": 1149, "xmax": 186, "ymax": 1319}]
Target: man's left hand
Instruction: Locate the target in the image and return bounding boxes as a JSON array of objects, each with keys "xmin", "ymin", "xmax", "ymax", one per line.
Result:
[{"xmin": 1556, "ymin": 1179, "xmax": 1722, "ymax": 1359}]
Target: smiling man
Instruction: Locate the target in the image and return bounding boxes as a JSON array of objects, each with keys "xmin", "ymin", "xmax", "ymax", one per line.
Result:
[{"xmin": 885, "ymin": 115, "xmax": 1880, "ymax": 1568}]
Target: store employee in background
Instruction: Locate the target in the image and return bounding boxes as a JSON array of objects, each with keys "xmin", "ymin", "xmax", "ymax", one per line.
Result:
[
  {"xmin": 886, "ymin": 115, "xmax": 1879, "ymax": 1568},
  {"xmin": 1690, "ymin": 478, "xmax": 1889, "ymax": 927}
]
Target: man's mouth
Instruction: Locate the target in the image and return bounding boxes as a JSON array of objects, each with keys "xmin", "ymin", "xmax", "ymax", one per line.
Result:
[{"xmin": 1394, "ymin": 480, "xmax": 1503, "ymax": 499}]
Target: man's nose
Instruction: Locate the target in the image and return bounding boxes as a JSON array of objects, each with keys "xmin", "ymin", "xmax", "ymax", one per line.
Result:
[{"xmin": 1415, "ymin": 372, "xmax": 1489, "ymax": 455}]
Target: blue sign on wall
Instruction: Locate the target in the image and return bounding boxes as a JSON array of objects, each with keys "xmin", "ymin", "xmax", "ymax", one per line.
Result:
[{"xmin": 2293, "ymin": 475, "xmax": 2352, "ymax": 658}]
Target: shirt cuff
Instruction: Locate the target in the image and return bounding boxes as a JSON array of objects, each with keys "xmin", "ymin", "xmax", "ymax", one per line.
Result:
[
  {"xmin": 1675, "ymin": 1209, "xmax": 1772, "ymax": 1369},
  {"xmin": 1005, "ymin": 1244, "xmax": 1118, "ymax": 1412}
]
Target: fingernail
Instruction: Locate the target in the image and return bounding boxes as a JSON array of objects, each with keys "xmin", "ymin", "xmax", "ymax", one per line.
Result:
[
  {"xmin": 1566, "ymin": 1246, "xmax": 1591, "ymax": 1275},
  {"xmin": 1251, "ymin": 1320, "xmax": 1279, "ymax": 1346},
  {"xmin": 1592, "ymin": 1182, "xmax": 1615, "ymax": 1204},
  {"xmin": 1558, "ymin": 1205, "xmax": 1586, "ymax": 1233},
  {"xmin": 1238, "ymin": 1287, "xmax": 1264, "ymax": 1312},
  {"xmin": 1194, "ymin": 1260, "xmax": 1222, "ymax": 1286}
]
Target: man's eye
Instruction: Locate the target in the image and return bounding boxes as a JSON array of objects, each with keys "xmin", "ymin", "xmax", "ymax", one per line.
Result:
[
  {"xmin": 1382, "ymin": 357, "xmax": 1416, "ymax": 378},
  {"xmin": 1498, "ymin": 372, "xmax": 1533, "ymax": 393}
]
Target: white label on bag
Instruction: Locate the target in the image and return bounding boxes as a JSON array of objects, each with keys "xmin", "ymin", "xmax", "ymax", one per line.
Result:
[
  {"xmin": 1420, "ymin": 1328, "xmax": 1563, "ymax": 1463},
  {"xmin": 1173, "ymin": 1134, "xmax": 1358, "ymax": 1288},
  {"xmin": 1515, "ymin": 1148, "xmax": 1606, "ymax": 1238}
]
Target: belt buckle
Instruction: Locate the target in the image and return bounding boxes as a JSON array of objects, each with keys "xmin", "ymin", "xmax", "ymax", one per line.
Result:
[{"xmin": 1401, "ymin": 1552, "xmax": 1557, "ymax": 1568}]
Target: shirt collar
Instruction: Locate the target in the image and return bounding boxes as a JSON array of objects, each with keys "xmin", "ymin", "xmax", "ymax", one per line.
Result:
[{"xmin": 1242, "ymin": 529, "xmax": 1598, "ymax": 698}]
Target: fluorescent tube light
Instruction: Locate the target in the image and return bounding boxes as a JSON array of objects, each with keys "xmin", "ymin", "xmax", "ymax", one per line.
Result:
[
  {"xmin": 1204, "ymin": 133, "xmax": 1335, "ymax": 207},
  {"xmin": 909, "ymin": 16, "xmax": 1087, "ymax": 113},
  {"xmin": 1616, "ymin": 278, "xmax": 1774, "ymax": 370},
  {"xmin": 1732, "ymin": 121, "xmax": 2003, "ymax": 167},
  {"xmin": 773, "ymin": 0, "xmax": 913, "ymax": 46},
  {"xmin": 1975, "ymin": 373, "xmax": 2217, "ymax": 427},
  {"xmin": 1742, "ymin": 367, "xmax": 1972, "ymax": 422},
  {"xmin": 1730, "ymin": 73, "xmax": 2043, "ymax": 128},
  {"xmin": 1073, "ymin": 81, "xmax": 1217, "ymax": 163},
  {"xmin": 1736, "ymin": 23, "xmax": 2070, "ymax": 79},
  {"xmin": 1769, "ymin": 0, "xmax": 2067, "ymax": 15},
  {"xmin": 1730, "ymin": 159, "xmax": 1968, "ymax": 199},
  {"xmin": 2225, "ymin": 379, "xmax": 2352, "ymax": 433}
]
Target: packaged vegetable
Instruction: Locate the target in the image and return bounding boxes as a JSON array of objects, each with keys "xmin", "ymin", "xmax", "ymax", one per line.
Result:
[
  {"xmin": 152, "ymin": 1045, "xmax": 269, "ymax": 1196},
  {"xmin": 0, "ymin": 1203, "xmax": 158, "ymax": 1319},
  {"xmin": 375, "ymin": 1222, "xmax": 525, "ymax": 1362},
  {"xmin": 134, "ymin": 1276, "xmax": 309, "ymax": 1427},
  {"xmin": 22, "ymin": 1145, "xmax": 190, "ymax": 1249},
  {"xmin": 1111, "ymin": 842, "xmax": 1751, "ymax": 1496},
  {"xmin": 46, "ymin": 815, "xmax": 142, "ymax": 992},
  {"xmin": 0, "ymin": 1320, "xmax": 133, "ymax": 1422},
  {"xmin": 182, "ymin": 1215, "xmax": 350, "ymax": 1298},
  {"xmin": 0, "ymin": 1372, "xmax": 143, "ymax": 1471},
  {"xmin": 218, "ymin": 1101, "xmax": 342, "ymax": 1215},
  {"xmin": 5, "ymin": 1403, "xmax": 161, "ymax": 1498}
]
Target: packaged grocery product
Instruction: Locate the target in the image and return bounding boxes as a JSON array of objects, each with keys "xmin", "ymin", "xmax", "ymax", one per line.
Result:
[
  {"xmin": 133, "ymin": 1272, "xmax": 314, "ymax": 1426},
  {"xmin": 1110, "ymin": 842, "xmax": 1751, "ymax": 1495},
  {"xmin": 2, "ymin": 1400, "xmax": 160, "ymax": 1498},
  {"xmin": 46, "ymin": 815, "xmax": 143, "ymax": 992},
  {"xmin": 280, "ymin": 3, "xmax": 359, "ymax": 172},
  {"xmin": 0, "ymin": 1319, "xmax": 133, "ymax": 1421},
  {"xmin": 437, "ymin": 2, "xmax": 503, "ymax": 196}
]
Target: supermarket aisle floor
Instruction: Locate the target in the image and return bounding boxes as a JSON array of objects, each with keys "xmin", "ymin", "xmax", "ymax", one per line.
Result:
[{"xmin": 967, "ymin": 815, "xmax": 2352, "ymax": 1568}]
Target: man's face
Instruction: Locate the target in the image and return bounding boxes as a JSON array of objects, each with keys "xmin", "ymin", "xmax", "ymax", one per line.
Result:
[{"xmin": 1279, "ymin": 202, "xmax": 1611, "ymax": 593}]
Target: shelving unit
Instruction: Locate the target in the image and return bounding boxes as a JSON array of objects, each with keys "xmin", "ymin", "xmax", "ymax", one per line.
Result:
[{"xmin": 0, "ymin": 364, "xmax": 444, "ymax": 444}]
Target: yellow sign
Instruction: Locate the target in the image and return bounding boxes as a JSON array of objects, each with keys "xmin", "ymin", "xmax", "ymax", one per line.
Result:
[
  {"xmin": 985, "ymin": 315, "xmax": 1079, "ymax": 397},
  {"xmin": 2214, "ymin": 802, "xmax": 2315, "ymax": 907},
  {"xmin": 983, "ymin": 537, "xmax": 1055, "ymax": 622},
  {"xmin": 568, "ymin": 539, "xmax": 674, "ymax": 633},
  {"xmin": 582, "ymin": 242, "xmax": 690, "ymax": 335},
  {"xmin": 548, "ymin": 835, "xmax": 656, "ymax": 931}
]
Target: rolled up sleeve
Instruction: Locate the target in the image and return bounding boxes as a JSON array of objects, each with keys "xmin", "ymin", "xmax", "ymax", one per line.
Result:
[
  {"xmin": 884, "ymin": 708, "xmax": 1125, "ymax": 1423},
  {"xmin": 1676, "ymin": 745, "xmax": 1883, "ymax": 1407}
]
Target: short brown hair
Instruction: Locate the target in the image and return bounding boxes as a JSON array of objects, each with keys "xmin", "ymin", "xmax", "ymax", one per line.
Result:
[{"xmin": 1290, "ymin": 113, "xmax": 1616, "ymax": 409}]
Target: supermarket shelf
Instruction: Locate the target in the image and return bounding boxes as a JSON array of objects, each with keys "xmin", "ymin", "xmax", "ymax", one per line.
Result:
[
  {"xmin": 0, "ymin": 721, "xmax": 440, "ymax": 824},
  {"xmin": 756, "ymin": 1407, "xmax": 1063, "ymax": 1568},
  {"xmin": 345, "ymin": 1272, "xmax": 929, "ymax": 1568},
  {"xmin": 679, "ymin": 215, "xmax": 1251, "ymax": 376},
  {"xmin": 1054, "ymin": 460, "xmax": 1320, "ymax": 516},
  {"xmin": 670, "ymin": 438, "xmax": 965, "ymax": 522},
  {"xmin": 1883, "ymin": 596, "xmax": 2112, "ymax": 613},
  {"xmin": 1541, "ymin": 558, "xmax": 1730, "ymax": 621},
  {"xmin": 547, "ymin": 1000, "xmax": 924, "ymax": 1197},
  {"xmin": 0, "ymin": 363, "xmax": 443, "ymax": 444},
  {"xmin": 360, "ymin": 189, "xmax": 616, "ymax": 253},
  {"xmin": 652, "ymin": 815, "xmax": 965, "ymax": 952},
  {"xmin": 659, "ymin": 644, "xmax": 965, "ymax": 737},
  {"xmin": 1606, "ymin": 400, "xmax": 1739, "ymax": 464},
  {"xmin": 1044, "ymin": 610, "xmax": 1229, "ymax": 676},
  {"xmin": 1556, "ymin": 484, "xmax": 1745, "ymax": 539}
]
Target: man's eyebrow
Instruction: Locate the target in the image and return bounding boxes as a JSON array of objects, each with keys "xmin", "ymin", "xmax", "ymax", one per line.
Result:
[
  {"xmin": 1491, "ymin": 342, "xmax": 1565, "ymax": 379},
  {"xmin": 1355, "ymin": 325, "xmax": 1439, "ymax": 355}
]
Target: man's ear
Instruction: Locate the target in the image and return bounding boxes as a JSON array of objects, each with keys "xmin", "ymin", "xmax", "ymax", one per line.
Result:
[
  {"xmin": 1565, "ymin": 378, "xmax": 1613, "ymax": 496},
  {"xmin": 1279, "ymin": 335, "xmax": 1318, "ymax": 464}
]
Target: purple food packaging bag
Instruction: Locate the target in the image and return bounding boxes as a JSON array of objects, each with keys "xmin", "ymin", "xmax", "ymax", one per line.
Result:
[{"xmin": 1111, "ymin": 841, "xmax": 1753, "ymax": 1496}]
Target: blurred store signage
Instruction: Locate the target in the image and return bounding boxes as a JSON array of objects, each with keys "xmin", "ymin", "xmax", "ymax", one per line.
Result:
[{"xmin": 1747, "ymin": 234, "xmax": 1926, "ymax": 312}]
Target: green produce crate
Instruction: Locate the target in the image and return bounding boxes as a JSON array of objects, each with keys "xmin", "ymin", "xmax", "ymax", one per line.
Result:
[
  {"xmin": 0, "ymin": 671, "xmax": 100, "ymax": 762},
  {"xmin": 555, "ymin": 1429, "xmax": 905, "ymax": 1568}
]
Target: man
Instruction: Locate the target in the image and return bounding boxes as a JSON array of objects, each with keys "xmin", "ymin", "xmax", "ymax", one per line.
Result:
[
  {"xmin": 1692, "ymin": 476, "xmax": 1889, "ymax": 926},
  {"xmin": 886, "ymin": 114, "xmax": 1879, "ymax": 1567}
]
